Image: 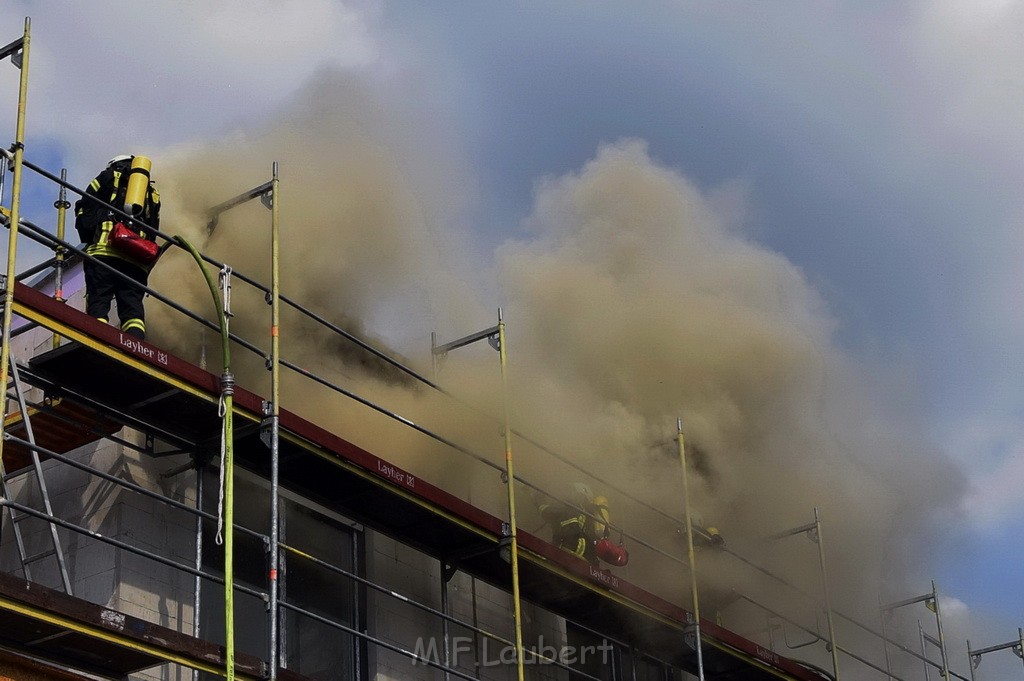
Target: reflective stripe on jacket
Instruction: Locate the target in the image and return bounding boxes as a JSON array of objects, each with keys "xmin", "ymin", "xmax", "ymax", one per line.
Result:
[{"xmin": 77, "ymin": 165, "xmax": 160, "ymax": 269}]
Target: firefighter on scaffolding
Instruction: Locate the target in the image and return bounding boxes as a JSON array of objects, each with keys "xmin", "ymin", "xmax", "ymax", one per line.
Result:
[
  {"xmin": 75, "ymin": 154, "xmax": 162, "ymax": 340},
  {"xmin": 537, "ymin": 482, "xmax": 613, "ymax": 566},
  {"xmin": 686, "ymin": 513, "xmax": 726, "ymax": 549}
]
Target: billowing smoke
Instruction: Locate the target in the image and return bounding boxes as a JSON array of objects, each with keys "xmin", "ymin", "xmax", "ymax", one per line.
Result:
[
  {"xmin": 493, "ymin": 140, "xmax": 965, "ymax": 619},
  {"xmin": 144, "ymin": 69, "xmax": 964, "ymax": 667},
  {"xmin": 149, "ymin": 70, "xmax": 484, "ymax": 352}
]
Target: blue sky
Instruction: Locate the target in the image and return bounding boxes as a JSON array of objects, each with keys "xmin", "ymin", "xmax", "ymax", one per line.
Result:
[{"xmin": 2, "ymin": 2, "xmax": 1022, "ymax": 677}]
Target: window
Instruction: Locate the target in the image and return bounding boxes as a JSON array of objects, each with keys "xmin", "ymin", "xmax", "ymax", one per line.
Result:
[
  {"xmin": 199, "ymin": 469, "xmax": 364, "ymax": 680},
  {"xmin": 565, "ymin": 622, "xmax": 688, "ymax": 681},
  {"xmin": 280, "ymin": 501, "xmax": 359, "ymax": 678},
  {"xmin": 565, "ymin": 622, "xmax": 617, "ymax": 681}
]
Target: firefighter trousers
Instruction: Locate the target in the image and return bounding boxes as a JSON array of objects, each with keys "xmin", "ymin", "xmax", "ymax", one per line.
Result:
[{"xmin": 84, "ymin": 256, "xmax": 149, "ymax": 339}]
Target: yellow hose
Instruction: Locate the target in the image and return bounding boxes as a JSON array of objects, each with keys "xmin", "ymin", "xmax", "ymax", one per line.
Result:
[{"xmin": 175, "ymin": 236, "xmax": 235, "ymax": 681}]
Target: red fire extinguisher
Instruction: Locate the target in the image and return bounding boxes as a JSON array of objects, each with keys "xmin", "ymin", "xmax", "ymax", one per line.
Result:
[{"xmin": 595, "ymin": 530, "xmax": 629, "ymax": 567}]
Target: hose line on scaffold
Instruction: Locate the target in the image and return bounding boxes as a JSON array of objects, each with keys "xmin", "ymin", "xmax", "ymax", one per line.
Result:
[{"xmin": 175, "ymin": 235, "xmax": 236, "ymax": 681}]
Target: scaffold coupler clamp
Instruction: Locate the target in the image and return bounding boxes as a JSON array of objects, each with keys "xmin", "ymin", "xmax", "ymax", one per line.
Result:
[
  {"xmin": 260, "ymin": 400, "xmax": 274, "ymax": 449},
  {"xmin": 683, "ymin": 627, "xmax": 698, "ymax": 651},
  {"xmin": 219, "ymin": 265, "xmax": 233, "ymax": 318},
  {"xmin": 221, "ymin": 371, "xmax": 235, "ymax": 393},
  {"xmin": 498, "ymin": 524, "xmax": 513, "ymax": 563},
  {"xmin": 3, "ymin": 142, "xmax": 22, "ymax": 170}
]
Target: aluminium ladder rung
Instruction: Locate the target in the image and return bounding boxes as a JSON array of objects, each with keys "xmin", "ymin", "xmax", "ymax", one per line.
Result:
[
  {"xmin": 3, "ymin": 353, "xmax": 73, "ymax": 595},
  {"xmin": 2, "ymin": 469, "xmax": 31, "ymax": 483},
  {"xmin": 23, "ymin": 548, "xmax": 57, "ymax": 564}
]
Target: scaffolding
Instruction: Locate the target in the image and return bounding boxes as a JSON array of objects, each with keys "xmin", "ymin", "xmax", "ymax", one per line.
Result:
[{"xmin": 0, "ymin": 16, "xmax": 1008, "ymax": 681}]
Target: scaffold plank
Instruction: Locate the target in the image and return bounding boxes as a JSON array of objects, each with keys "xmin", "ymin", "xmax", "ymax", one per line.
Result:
[
  {"xmin": 0, "ymin": 572, "xmax": 265, "ymax": 679},
  {"xmin": 2, "ymin": 399, "xmax": 121, "ymax": 475}
]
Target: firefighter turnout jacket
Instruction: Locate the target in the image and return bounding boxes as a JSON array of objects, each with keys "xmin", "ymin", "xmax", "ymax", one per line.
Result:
[
  {"xmin": 75, "ymin": 159, "xmax": 161, "ymax": 270},
  {"xmin": 539, "ymin": 496, "xmax": 611, "ymax": 564}
]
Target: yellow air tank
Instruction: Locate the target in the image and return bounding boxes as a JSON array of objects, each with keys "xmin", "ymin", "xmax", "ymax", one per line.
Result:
[{"xmin": 123, "ymin": 155, "xmax": 152, "ymax": 217}]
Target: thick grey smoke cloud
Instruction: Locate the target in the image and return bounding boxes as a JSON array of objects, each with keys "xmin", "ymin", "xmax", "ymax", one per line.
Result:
[
  {"xmin": 494, "ymin": 140, "xmax": 965, "ymax": 612},
  {"xmin": 148, "ymin": 69, "xmax": 485, "ymax": 362},
  {"xmin": 142, "ymin": 71, "xmax": 964, "ymax": 671}
]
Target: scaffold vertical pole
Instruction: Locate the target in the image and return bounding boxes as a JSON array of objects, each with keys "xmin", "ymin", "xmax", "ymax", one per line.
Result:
[
  {"xmin": 223, "ymin": 340, "xmax": 235, "ymax": 681},
  {"xmin": 430, "ymin": 331, "xmax": 437, "ymax": 381},
  {"xmin": 268, "ymin": 161, "xmax": 282, "ymax": 680},
  {"xmin": 931, "ymin": 581, "xmax": 951, "ymax": 681},
  {"xmin": 0, "ymin": 17, "xmax": 31, "ymax": 465},
  {"xmin": 676, "ymin": 419, "xmax": 704, "ymax": 681},
  {"xmin": 192, "ymin": 460, "xmax": 205, "ymax": 681},
  {"xmin": 1018, "ymin": 628, "xmax": 1024, "ymax": 677},
  {"xmin": 815, "ymin": 508, "xmax": 841, "ymax": 681},
  {"xmin": 879, "ymin": 597, "xmax": 894, "ymax": 680},
  {"xmin": 919, "ymin": 620, "xmax": 930, "ymax": 681},
  {"xmin": 1019, "ymin": 628, "xmax": 1024, "ymax": 676},
  {"xmin": 497, "ymin": 309, "xmax": 526, "ymax": 681},
  {"xmin": 440, "ymin": 568, "xmax": 452, "ymax": 681},
  {"xmin": 51, "ymin": 167, "xmax": 69, "ymax": 348}
]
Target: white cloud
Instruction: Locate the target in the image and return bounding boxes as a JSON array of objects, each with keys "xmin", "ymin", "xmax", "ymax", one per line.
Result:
[
  {"xmin": 961, "ymin": 443, "xmax": 1024, "ymax": 528},
  {"xmin": 907, "ymin": 0, "xmax": 1024, "ymax": 201},
  {"xmin": 930, "ymin": 593, "xmax": 1024, "ymax": 681},
  {"xmin": 197, "ymin": 0, "xmax": 373, "ymax": 58},
  {"xmin": 0, "ymin": 2, "xmax": 380, "ymax": 174},
  {"xmin": 939, "ymin": 593, "xmax": 970, "ymax": 629}
]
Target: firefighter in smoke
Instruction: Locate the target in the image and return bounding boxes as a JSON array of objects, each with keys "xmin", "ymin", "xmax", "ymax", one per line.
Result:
[
  {"xmin": 686, "ymin": 513, "xmax": 725, "ymax": 549},
  {"xmin": 537, "ymin": 482, "xmax": 627, "ymax": 566},
  {"xmin": 75, "ymin": 154, "xmax": 162, "ymax": 340}
]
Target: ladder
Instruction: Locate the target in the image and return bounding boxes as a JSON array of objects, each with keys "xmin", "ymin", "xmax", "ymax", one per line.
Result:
[{"xmin": 1, "ymin": 353, "xmax": 73, "ymax": 594}]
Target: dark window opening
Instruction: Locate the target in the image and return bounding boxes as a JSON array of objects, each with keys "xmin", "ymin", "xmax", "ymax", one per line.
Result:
[{"xmin": 198, "ymin": 470, "xmax": 364, "ymax": 680}]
